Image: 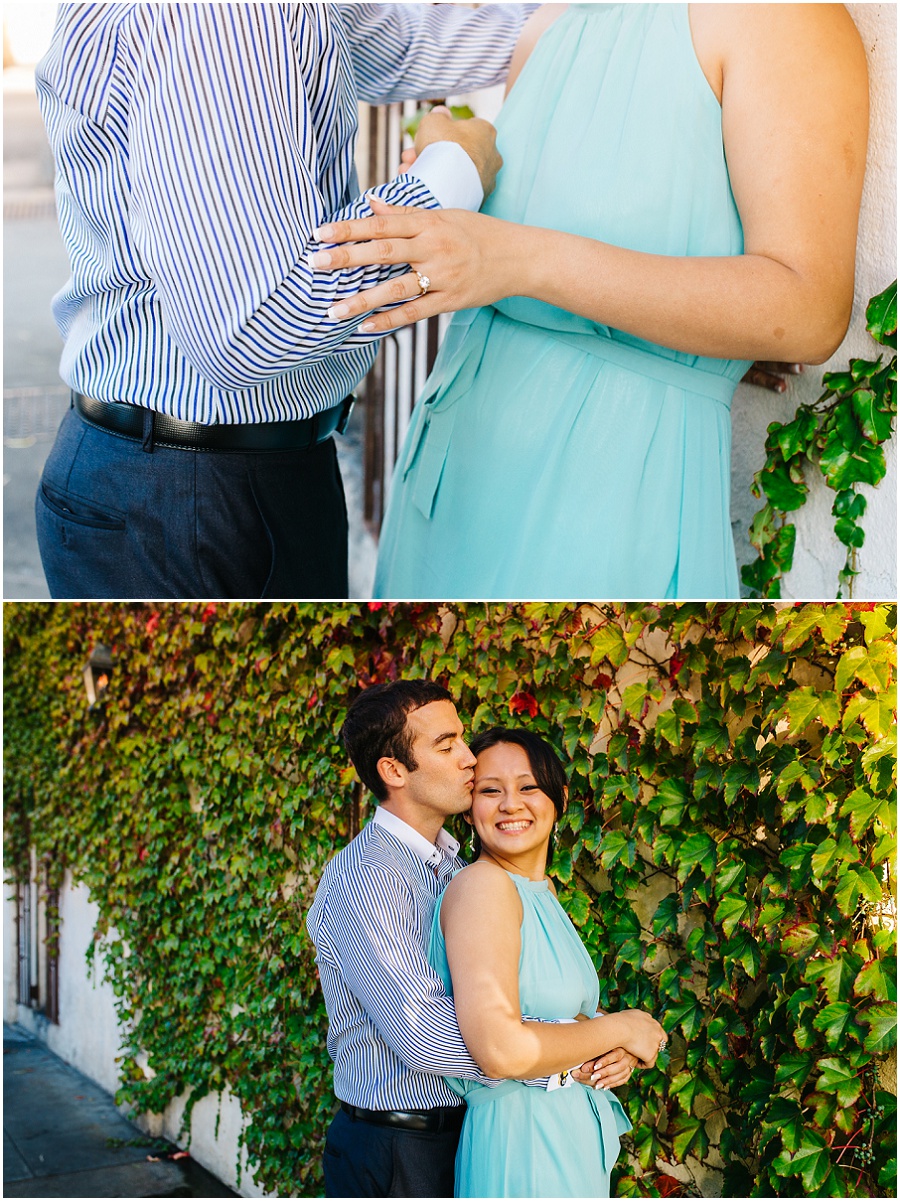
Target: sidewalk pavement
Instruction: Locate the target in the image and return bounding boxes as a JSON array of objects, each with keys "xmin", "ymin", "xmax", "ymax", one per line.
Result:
[
  {"xmin": 3, "ymin": 65, "xmax": 376, "ymax": 599},
  {"xmin": 4, "ymin": 1024, "xmax": 237, "ymax": 1198}
]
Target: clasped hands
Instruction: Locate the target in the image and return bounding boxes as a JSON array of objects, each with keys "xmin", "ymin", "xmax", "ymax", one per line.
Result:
[{"xmin": 572, "ymin": 1045, "xmax": 641, "ymax": 1091}]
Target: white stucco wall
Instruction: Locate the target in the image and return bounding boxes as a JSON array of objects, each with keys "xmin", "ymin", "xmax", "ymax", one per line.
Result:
[
  {"xmin": 4, "ymin": 882, "xmax": 21, "ymax": 1019},
  {"xmin": 731, "ymin": 2, "xmax": 896, "ymax": 599},
  {"xmin": 3, "ymin": 874, "xmax": 267, "ymax": 1198}
]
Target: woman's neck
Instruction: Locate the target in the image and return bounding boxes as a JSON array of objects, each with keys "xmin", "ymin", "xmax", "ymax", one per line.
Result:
[{"xmin": 478, "ymin": 847, "xmax": 548, "ymax": 882}]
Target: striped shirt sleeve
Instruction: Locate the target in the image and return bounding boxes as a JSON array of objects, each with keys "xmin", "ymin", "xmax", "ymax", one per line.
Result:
[
  {"xmin": 123, "ymin": 4, "xmax": 453, "ymax": 391},
  {"xmin": 319, "ymin": 860, "xmax": 485, "ymax": 1079},
  {"xmin": 340, "ymin": 2, "xmax": 534, "ymax": 103}
]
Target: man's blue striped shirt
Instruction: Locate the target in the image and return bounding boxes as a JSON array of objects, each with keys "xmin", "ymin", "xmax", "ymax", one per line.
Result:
[
  {"xmin": 35, "ymin": 3, "xmax": 527, "ymax": 423},
  {"xmin": 307, "ymin": 813, "xmax": 480, "ymax": 1109}
]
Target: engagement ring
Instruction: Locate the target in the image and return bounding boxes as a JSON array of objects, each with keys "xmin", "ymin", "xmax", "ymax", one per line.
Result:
[{"xmin": 416, "ymin": 271, "xmax": 431, "ymax": 296}]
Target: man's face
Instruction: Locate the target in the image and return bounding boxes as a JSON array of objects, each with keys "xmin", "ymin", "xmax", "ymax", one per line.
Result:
[{"xmin": 397, "ymin": 700, "xmax": 476, "ymax": 821}]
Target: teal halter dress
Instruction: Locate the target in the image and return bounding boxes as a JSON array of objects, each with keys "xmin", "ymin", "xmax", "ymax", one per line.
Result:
[
  {"xmin": 429, "ymin": 872, "xmax": 632, "ymax": 1198},
  {"xmin": 374, "ymin": 4, "xmax": 751, "ymax": 599}
]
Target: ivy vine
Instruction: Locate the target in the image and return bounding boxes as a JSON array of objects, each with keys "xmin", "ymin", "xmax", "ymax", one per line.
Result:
[
  {"xmin": 742, "ymin": 281, "xmax": 897, "ymax": 599},
  {"xmin": 4, "ymin": 602, "xmax": 896, "ymax": 1197}
]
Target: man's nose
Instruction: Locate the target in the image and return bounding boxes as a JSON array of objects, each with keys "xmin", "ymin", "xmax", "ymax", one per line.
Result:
[{"xmin": 460, "ymin": 744, "xmax": 476, "ymax": 769}]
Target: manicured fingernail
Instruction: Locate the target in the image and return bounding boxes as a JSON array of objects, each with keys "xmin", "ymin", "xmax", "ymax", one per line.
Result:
[
  {"xmin": 359, "ymin": 321, "xmax": 376, "ymax": 333},
  {"xmin": 591, "ymin": 1071, "xmax": 603, "ymax": 1083},
  {"xmin": 594, "ymin": 1082, "xmax": 608, "ymax": 1091},
  {"xmin": 308, "ymin": 250, "xmax": 332, "ymax": 268},
  {"xmin": 314, "ymin": 225, "xmax": 334, "ymax": 240},
  {"xmin": 327, "ymin": 303, "xmax": 350, "ymax": 320}
]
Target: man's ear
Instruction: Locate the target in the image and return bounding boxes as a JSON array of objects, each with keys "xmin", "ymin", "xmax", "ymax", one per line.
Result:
[{"xmin": 376, "ymin": 755, "xmax": 405, "ymax": 793}]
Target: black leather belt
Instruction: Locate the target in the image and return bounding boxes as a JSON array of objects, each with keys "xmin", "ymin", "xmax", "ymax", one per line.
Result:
[
  {"xmin": 73, "ymin": 391, "xmax": 354, "ymax": 452},
  {"xmin": 339, "ymin": 1101, "xmax": 465, "ymax": 1133}
]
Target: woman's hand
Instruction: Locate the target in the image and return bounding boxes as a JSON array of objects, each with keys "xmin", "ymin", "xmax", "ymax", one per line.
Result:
[
  {"xmin": 572, "ymin": 1047, "xmax": 641, "ymax": 1090},
  {"xmin": 311, "ymin": 198, "xmax": 517, "ymax": 333},
  {"xmin": 617, "ymin": 1009, "xmax": 667, "ymax": 1068}
]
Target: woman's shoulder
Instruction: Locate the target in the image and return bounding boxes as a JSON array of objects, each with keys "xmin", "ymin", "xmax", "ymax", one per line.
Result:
[
  {"xmin": 693, "ymin": 3, "xmax": 865, "ymax": 66},
  {"xmin": 690, "ymin": 4, "xmax": 866, "ymax": 107},
  {"xmin": 442, "ymin": 860, "xmax": 521, "ymax": 917}
]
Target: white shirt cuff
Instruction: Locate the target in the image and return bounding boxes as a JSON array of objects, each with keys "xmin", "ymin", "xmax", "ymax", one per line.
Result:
[{"xmin": 405, "ymin": 141, "xmax": 484, "ymax": 212}]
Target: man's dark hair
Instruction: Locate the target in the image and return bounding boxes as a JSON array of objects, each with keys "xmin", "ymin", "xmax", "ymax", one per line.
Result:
[
  {"xmin": 341, "ymin": 679, "xmax": 454, "ymax": 801},
  {"xmin": 468, "ymin": 727, "xmax": 568, "ymax": 819}
]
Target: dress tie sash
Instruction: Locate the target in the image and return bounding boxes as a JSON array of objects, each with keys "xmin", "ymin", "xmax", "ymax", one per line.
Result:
[
  {"xmin": 463, "ymin": 1079, "xmax": 632, "ymax": 1174},
  {"xmin": 401, "ymin": 306, "xmax": 741, "ymax": 521}
]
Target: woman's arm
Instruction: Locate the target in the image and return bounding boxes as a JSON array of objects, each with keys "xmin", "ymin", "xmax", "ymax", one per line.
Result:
[
  {"xmin": 313, "ymin": 4, "xmax": 868, "ymax": 364},
  {"xmin": 440, "ymin": 862, "xmax": 664, "ymax": 1079}
]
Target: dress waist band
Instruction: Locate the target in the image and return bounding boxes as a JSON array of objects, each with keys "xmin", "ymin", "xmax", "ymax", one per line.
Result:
[{"xmin": 495, "ymin": 311, "xmax": 741, "ymax": 405}]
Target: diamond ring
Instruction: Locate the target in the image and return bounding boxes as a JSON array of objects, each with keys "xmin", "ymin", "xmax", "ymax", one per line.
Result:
[{"xmin": 416, "ymin": 271, "xmax": 431, "ymax": 296}]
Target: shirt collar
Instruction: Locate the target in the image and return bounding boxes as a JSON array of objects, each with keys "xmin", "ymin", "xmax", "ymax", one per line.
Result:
[{"xmin": 372, "ymin": 805, "xmax": 460, "ymax": 869}]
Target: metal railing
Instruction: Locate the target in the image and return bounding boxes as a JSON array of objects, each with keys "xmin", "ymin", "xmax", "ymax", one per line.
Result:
[{"xmin": 357, "ymin": 102, "xmax": 446, "ymax": 534}]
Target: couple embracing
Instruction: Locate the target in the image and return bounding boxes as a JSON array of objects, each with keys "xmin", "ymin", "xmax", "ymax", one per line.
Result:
[{"xmin": 307, "ymin": 680, "xmax": 665, "ymax": 1198}]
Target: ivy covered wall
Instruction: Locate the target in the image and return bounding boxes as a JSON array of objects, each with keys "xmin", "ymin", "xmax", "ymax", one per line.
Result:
[{"xmin": 4, "ymin": 602, "xmax": 896, "ymax": 1197}]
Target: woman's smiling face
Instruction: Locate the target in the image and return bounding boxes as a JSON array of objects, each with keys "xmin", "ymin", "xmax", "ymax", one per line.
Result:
[{"xmin": 470, "ymin": 741, "xmax": 557, "ymax": 866}]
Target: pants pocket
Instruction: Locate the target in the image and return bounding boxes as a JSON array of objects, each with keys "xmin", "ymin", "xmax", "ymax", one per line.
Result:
[{"xmin": 38, "ymin": 480, "xmax": 126, "ymax": 531}]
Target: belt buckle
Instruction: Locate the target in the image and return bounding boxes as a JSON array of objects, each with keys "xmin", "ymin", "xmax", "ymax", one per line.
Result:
[{"xmin": 336, "ymin": 394, "xmax": 355, "ymax": 435}]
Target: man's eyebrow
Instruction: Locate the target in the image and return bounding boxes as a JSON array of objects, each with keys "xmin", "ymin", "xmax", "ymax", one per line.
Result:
[{"xmin": 431, "ymin": 730, "xmax": 460, "ymax": 746}]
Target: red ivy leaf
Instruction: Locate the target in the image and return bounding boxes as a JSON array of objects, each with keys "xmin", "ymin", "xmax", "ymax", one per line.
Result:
[{"xmin": 509, "ymin": 691, "xmax": 539, "ymax": 718}]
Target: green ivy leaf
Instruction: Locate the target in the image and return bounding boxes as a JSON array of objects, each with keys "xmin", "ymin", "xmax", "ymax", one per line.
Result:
[
  {"xmin": 676, "ymin": 832, "xmax": 717, "ymax": 880},
  {"xmin": 815, "ymin": 1057, "xmax": 863, "ymax": 1107},
  {"xmin": 651, "ymin": 893, "xmax": 681, "ymax": 937},
  {"xmin": 715, "ymin": 893, "xmax": 751, "ymax": 938},
  {"xmin": 589, "ymin": 623, "xmax": 629, "ymax": 667},
  {"xmin": 835, "ymin": 643, "xmax": 893, "ymax": 692},
  {"xmin": 820, "ymin": 428, "xmax": 889, "ymax": 490},
  {"xmin": 773, "ymin": 1049, "xmax": 816, "ymax": 1089},
  {"xmin": 859, "ymin": 1003, "xmax": 898, "ymax": 1054},
  {"xmin": 812, "ymin": 1002, "xmax": 858, "ymax": 1048},
  {"xmin": 723, "ymin": 929, "xmax": 762, "ymax": 979},
  {"xmin": 760, "ymin": 463, "xmax": 808, "ymax": 511},
  {"xmin": 670, "ymin": 1113, "xmax": 710, "ymax": 1162},
  {"xmin": 599, "ymin": 829, "xmax": 636, "ymax": 870},
  {"xmin": 654, "ymin": 778, "xmax": 689, "ymax": 827},
  {"xmin": 851, "ymin": 389, "xmax": 894, "ymax": 442},
  {"xmin": 834, "ymin": 866, "xmax": 886, "ymax": 915},
  {"xmin": 865, "ymin": 279, "xmax": 897, "ymax": 349},
  {"xmin": 854, "ymin": 958, "xmax": 897, "ymax": 1003},
  {"xmin": 666, "ymin": 994, "xmax": 705, "ymax": 1042},
  {"xmin": 805, "ymin": 952, "xmax": 864, "ymax": 1003},
  {"xmin": 784, "ymin": 687, "xmax": 841, "ymax": 735},
  {"xmin": 839, "ymin": 786, "xmax": 893, "ymax": 839},
  {"xmin": 790, "ymin": 1130, "xmax": 832, "ymax": 1192},
  {"xmin": 558, "ymin": 888, "xmax": 591, "ymax": 927},
  {"xmin": 765, "ymin": 1096, "xmax": 805, "ymax": 1153}
]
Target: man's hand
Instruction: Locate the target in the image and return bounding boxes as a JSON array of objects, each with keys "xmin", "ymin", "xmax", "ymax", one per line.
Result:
[
  {"xmin": 572, "ymin": 1047, "xmax": 640, "ymax": 1090},
  {"xmin": 741, "ymin": 361, "xmax": 805, "ymax": 392},
  {"xmin": 414, "ymin": 108, "xmax": 503, "ymax": 199}
]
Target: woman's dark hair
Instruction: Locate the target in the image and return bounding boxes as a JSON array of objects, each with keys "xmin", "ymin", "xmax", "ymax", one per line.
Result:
[
  {"xmin": 341, "ymin": 679, "xmax": 454, "ymax": 801},
  {"xmin": 468, "ymin": 727, "xmax": 568, "ymax": 819}
]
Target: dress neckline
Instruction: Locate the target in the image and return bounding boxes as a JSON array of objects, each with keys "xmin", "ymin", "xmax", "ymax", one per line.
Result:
[{"xmin": 505, "ymin": 870, "xmax": 551, "ymax": 891}]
